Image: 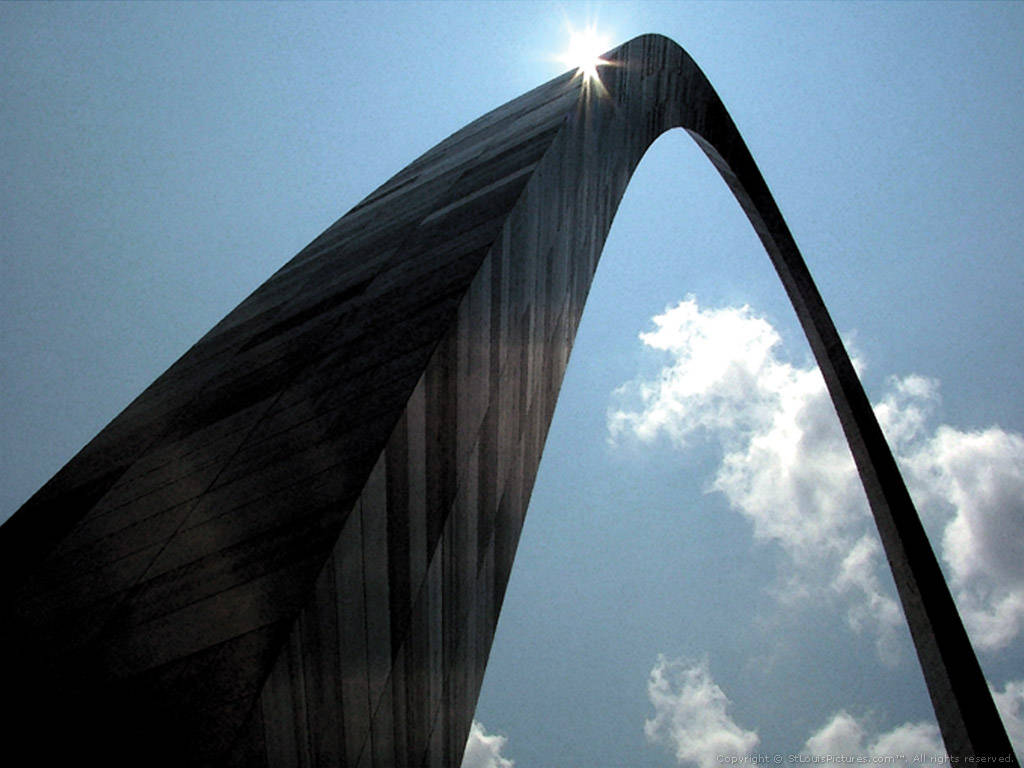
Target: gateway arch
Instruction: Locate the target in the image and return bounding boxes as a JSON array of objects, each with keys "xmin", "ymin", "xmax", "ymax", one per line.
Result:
[{"xmin": 0, "ymin": 34, "xmax": 1015, "ymax": 767}]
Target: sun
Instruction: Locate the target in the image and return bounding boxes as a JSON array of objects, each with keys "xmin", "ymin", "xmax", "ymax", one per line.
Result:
[{"xmin": 558, "ymin": 23, "xmax": 612, "ymax": 83}]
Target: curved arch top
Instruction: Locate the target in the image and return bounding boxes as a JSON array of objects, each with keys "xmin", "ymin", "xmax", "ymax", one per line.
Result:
[{"xmin": 0, "ymin": 34, "xmax": 1014, "ymax": 766}]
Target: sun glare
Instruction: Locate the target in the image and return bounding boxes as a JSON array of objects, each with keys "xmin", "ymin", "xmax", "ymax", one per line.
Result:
[{"xmin": 558, "ymin": 23, "xmax": 611, "ymax": 83}]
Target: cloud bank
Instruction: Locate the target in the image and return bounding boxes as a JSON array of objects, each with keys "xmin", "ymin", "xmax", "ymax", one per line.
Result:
[
  {"xmin": 644, "ymin": 655, "xmax": 759, "ymax": 768},
  {"xmin": 641, "ymin": 657, "xmax": 989, "ymax": 767},
  {"xmin": 461, "ymin": 720, "xmax": 514, "ymax": 768},
  {"xmin": 801, "ymin": 711, "xmax": 943, "ymax": 764},
  {"xmin": 610, "ymin": 297, "xmax": 1024, "ymax": 656}
]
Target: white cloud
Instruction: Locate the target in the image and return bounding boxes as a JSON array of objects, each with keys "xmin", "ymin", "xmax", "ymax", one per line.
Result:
[
  {"xmin": 609, "ymin": 298, "xmax": 903, "ymax": 657},
  {"xmin": 609, "ymin": 299, "xmax": 794, "ymax": 448},
  {"xmin": 802, "ymin": 711, "xmax": 944, "ymax": 765},
  {"xmin": 904, "ymin": 427, "xmax": 1024, "ymax": 651},
  {"xmin": 610, "ymin": 296, "xmax": 1024, "ymax": 657},
  {"xmin": 832, "ymin": 535, "xmax": 905, "ymax": 664},
  {"xmin": 461, "ymin": 720, "xmax": 514, "ymax": 768},
  {"xmin": 991, "ymin": 680, "xmax": 1024, "ymax": 760},
  {"xmin": 642, "ymin": 658, "xmax": 1023, "ymax": 767},
  {"xmin": 644, "ymin": 655, "xmax": 759, "ymax": 768}
]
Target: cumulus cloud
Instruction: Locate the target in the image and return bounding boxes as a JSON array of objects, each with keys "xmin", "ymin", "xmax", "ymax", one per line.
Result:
[
  {"xmin": 642, "ymin": 657, "xmax": 1022, "ymax": 766},
  {"xmin": 608, "ymin": 300, "xmax": 786, "ymax": 447},
  {"xmin": 609, "ymin": 297, "xmax": 902, "ymax": 656},
  {"xmin": 461, "ymin": 720, "xmax": 514, "ymax": 768},
  {"xmin": 644, "ymin": 655, "xmax": 759, "ymax": 768},
  {"xmin": 802, "ymin": 711, "xmax": 943, "ymax": 764},
  {"xmin": 903, "ymin": 427, "xmax": 1024, "ymax": 651},
  {"xmin": 610, "ymin": 296, "xmax": 1024, "ymax": 656}
]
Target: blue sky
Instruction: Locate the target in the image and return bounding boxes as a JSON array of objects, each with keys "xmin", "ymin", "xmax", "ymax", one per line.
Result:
[{"xmin": 2, "ymin": 3, "xmax": 1023, "ymax": 767}]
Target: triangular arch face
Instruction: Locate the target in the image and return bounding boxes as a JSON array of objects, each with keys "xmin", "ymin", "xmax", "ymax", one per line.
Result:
[{"xmin": 0, "ymin": 34, "xmax": 1012, "ymax": 767}]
